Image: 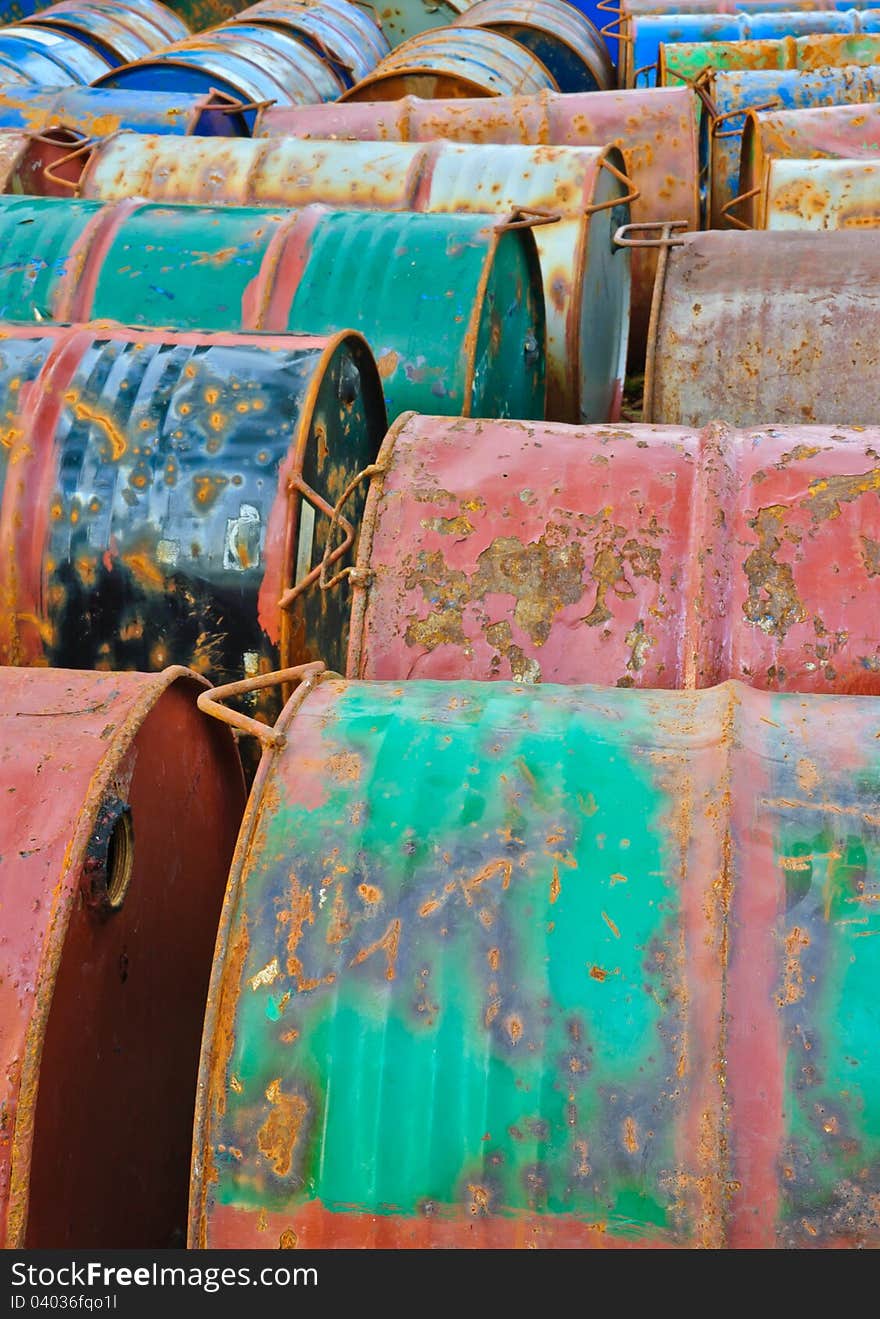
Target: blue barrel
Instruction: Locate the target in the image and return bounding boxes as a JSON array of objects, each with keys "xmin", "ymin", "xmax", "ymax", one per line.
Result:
[
  {"xmin": 700, "ymin": 61, "xmax": 880, "ymax": 223},
  {"xmin": 23, "ymin": 0, "xmax": 190, "ymax": 67},
  {"xmin": 94, "ymin": 24, "xmax": 344, "ymax": 120},
  {"xmin": 224, "ymin": 0, "xmax": 390, "ymax": 89},
  {"xmin": 0, "ymin": 85, "xmax": 252, "ymax": 135},
  {"xmin": 0, "ymin": 26, "xmax": 112, "ymax": 85},
  {"xmin": 629, "ymin": 7, "xmax": 880, "ymax": 84}
]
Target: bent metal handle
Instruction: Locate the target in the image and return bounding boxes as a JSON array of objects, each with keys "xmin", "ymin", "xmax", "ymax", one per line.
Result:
[{"xmin": 197, "ymin": 662, "xmax": 328, "ymax": 749}]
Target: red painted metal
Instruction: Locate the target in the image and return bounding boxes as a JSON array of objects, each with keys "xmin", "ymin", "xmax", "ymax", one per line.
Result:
[
  {"xmin": 0, "ymin": 665, "xmax": 244, "ymax": 1247},
  {"xmin": 348, "ymin": 413, "xmax": 880, "ymax": 694},
  {"xmin": 254, "ymin": 87, "xmax": 698, "ymax": 364}
]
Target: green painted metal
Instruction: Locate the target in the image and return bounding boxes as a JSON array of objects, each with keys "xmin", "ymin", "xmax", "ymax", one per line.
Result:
[
  {"xmin": 662, "ymin": 30, "xmax": 880, "ymax": 82},
  {"xmin": 0, "ymin": 196, "xmax": 545, "ymax": 423},
  {"xmin": 191, "ymin": 674, "xmax": 880, "ymax": 1248}
]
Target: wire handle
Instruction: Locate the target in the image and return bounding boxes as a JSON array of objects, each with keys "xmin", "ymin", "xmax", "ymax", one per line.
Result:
[
  {"xmin": 587, "ymin": 156, "xmax": 640, "ymax": 214},
  {"xmin": 721, "ymin": 185, "xmax": 759, "ymax": 230},
  {"xmin": 599, "ymin": 13, "xmax": 631, "ymax": 42},
  {"xmin": 713, "ymin": 98, "xmax": 781, "ymax": 139},
  {"xmin": 36, "ymin": 133, "xmax": 94, "ymax": 191},
  {"xmin": 495, "ymin": 207, "xmax": 562, "ymax": 231},
  {"xmin": 613, "ymin": 219, "xmax": 688, "ymax": 249},
  {"xmin": 202, "ymin": 86, "xmax": 275, "ymax": 116},
  {"xmin": 197, "ymin": 662, "xmax": 326, "ymax": 749}
]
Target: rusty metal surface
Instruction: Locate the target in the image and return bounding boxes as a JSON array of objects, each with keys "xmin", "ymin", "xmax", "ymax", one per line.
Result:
[
  {"xmin": 662, "ymin": 29, "xmax": 880, "ymax": 83},
  {"xmin": 190, "ymin": 670, "xmax": 880, "ymax": 1248},
  {"xmin": 454, "ymin": 0, "xmax": 614, "ymax": 91},
  {"xmin": 95, "ymin": 22, "xmax": 344, "ymax": 108},
  {"xmin": 223, "ymin": 0, "xmax": 390, "ymax": 87},
  {"xmin": 71, "ymin": 132, "xmax": 624, "ymax": 423},
  {"xmin": 0, "ymin": 24, "xmax": 112, "ymax": 84},
  {"xmin": 740, "ymin": 100, "xmax": 880, "ymax": 225},
  {"xmin": 348, "ymin": 413, "xmax": 880, "ymax": 693},
  {"xmin": 629, "ymin": 8, "xmax": 880, "ymax": 87},
  {"xmin": 0, "ymin": 665, "xmax": 244, "ymax": 1246},
  {"xmin": 22, "ymin": 0, "xmax": 189, "ymax": 66},
  {"xmin": 340, "ymin": 25, "xmax": 559, "ymax": 98},
  {"xmin": 0, "ymin": 85, "xmax": 253, "ymax": 135},
  {"xmin": 701, "ymin": 65, "xmax": 880, "ymax": 228},
  {"xmin": 761, "ymin": 156, "xmax": 880, "ymax": 228},
  {"xmin": 255, "ymin": 87, "xmax": 695, "ymax": 368},
  {"xmin": 0, "ymin": 323, "xmax": 386, "ymax": 717},
  {"xmin": 0, "ymin": 196, "xmax": 544, "ymax": 424},
  {"xmin": 348, "ymin": 0, "xmax": 475, "ymax": 48},
  {"xmin": 0, "ymin": 125, "xmax": 91, "ymax": 192},
  {"xmin": 646, "ymin": 230, "xmax": 880, "ymax": 426}
]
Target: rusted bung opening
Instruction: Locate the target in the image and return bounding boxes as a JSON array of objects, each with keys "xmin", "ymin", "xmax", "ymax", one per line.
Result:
[{"xmin": 81, "ymin": 796, "xmax": 135, "ymax": 917}]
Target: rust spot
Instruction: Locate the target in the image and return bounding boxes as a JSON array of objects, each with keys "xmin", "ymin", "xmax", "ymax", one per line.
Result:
[
  {"xmin": 777, "ymin": 926, "xmax": 810, "ymax": 1007},
  {"xmin": 589, "ymin": 965, "xmax": 607, "ymax": 982},
  {"xmin": 796, "ymin": 758, "xmax": 820, "ymax": 795},
  {"xmin": 860, "ymin": 535, "xmax": 880, "ymax": 577},
  {"xmin": 257, "ymin": 1079, "xmax": 308, "ymax": 1178},
  {"xmin": 325, "ymin": 752, "xmax": 362, "ymax": 782},
  {"xmin": 602, "ymin": 911, "xmax": 620, "ymax": 939},
  {"xmin": 349, "ymin": 918, "xmax": 401, "ymax": 981},
  {"xmin": 743, "ymin": 506, "xmax": 807, "ymax": 640},
  {"xmin": 461, "ymin": 858, "xmax": 513, "ymax": 903},
  {"xmin": 549, "ymin": 865, "xmax": 561, "ymax": 904},
  {"xmin": 623, "ymin": 1117, "xmax": 639, "ymax": 1154},
  {"xmin": 358, "ymin": 883, "xmax": 383, "ymax": 904},
  {"xmin": 279, "ymin": 1228, "xmax": 298, "ymax": 1248},
  {"xmin": 326, "ymin": 883, "xmax": 351, "ymax": 946}
]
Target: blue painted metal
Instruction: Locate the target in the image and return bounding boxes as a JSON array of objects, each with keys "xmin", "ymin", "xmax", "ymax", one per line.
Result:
[
  {"xmin": 0, "ymin": 85, "xmax": 252, "ymax": 135},
  {"xmin": 0, "ymin": 25, "xmax": 111, "ymax": 85},
  {"xmin": 94, "ymin": 24, "xmax": 344, "ymax": 118},
  {"xmin": 630, "ymin": 7, "xmax": 880, "ymax": 84},
  {"xmin": 23, "ymin": 0, "xmax": 189, "ymax": 67},
  {"xmin": 225, "ymin": 0, "xmax": 390, "ymax": 89},
  {"xmin": 699, "ymin": 62, "xmax": 880, "ymax": 223}
]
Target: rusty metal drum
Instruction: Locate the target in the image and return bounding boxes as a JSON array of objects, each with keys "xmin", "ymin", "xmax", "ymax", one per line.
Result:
[
  {"xmin": 700, "ymin": 65, "xmax": 880, "ymax": 229},
  {"xmin": 189, "ymin": 664, "xmax": 880, "ymax": 1248},
  {"xmin": 0, "ymin": 24, "xmax": 112, "ymax": 85},
  {"xmin": 0, "ymin": 86, "xmax": 253, "ymax": 137},
  {"xmin": 645, "ymin": 230, "xmax": 880, "ymax": 426},
  {"xmin": 66, "ymin": 133, "xmax": 626, "ymax": 423},
  {"xmin": 0, "ymin": 323, "xmax": 386, "ymax": 712},
  {"xmin": 0, "ymin": 126, "xmax": 97, "ymax": 193},
  {"xmin": 454, "ymin": 0, "xmax": 615, "ymax": 91},
  {"xmin": 737, "ymin": 100, "xmax": 880, "ymax": 226},
  {"xmin": 1, "ymin": 665, "xmax": 245, "ymax": 1246},
  {"xmin": 348, "ymin": 414, "xmax": 880, "ymax": 693},
  {"xmin": 757, "ymin": 156, "xmax": 880, "ymax": 228},
  {"xmin": 254, "ymin": 87, "xmax": 698, "ymax": 367},
  {"xmin": 339, "ymin": 26, "xmax": 559, "ymax": 98},
  {"xmin": 94, "ymin": 23, "xmax": 345, "ymax": 114},
  {"xmin": 0, "ymin": 196, "xmax": 545, "ymax": 424},
  {"xmin": 221, "ymin": 0, "xmax": 390, "ymax": 88},
  {"xmin": 661, "ymin": 29, "xmax": 880, "ymax": 84},
  {"xmin": 21, "ymin": 0, "xmax": 190, "ymax": 66}
]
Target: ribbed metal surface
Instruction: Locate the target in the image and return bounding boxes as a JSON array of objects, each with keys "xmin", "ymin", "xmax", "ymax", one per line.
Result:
[
  {"xmin": 348, "ymin": 414, "xmax": 880, "ymax": 693},
  {"xmin": 71, "ymin": 133, "xmax": 624, "ymax": 423},
  {"xmin": 22, "ymin": 0, "xmax": 189, "ymax": 66},
  {"xmin": 0, "ymin": 85, "xmax": 252, "ymax": 135},
  {"xmin": 224, "ymin": 0, "xmax": 390, "ymax": 87},
  {"xmin": 646, "ymin": 230, "xmax": 880, "ymax": 426},
  {"xmin": 340, "ymin": 25, "xmax": 559, "ymax": 98},
  {"xmin": 95, "ymin": 23, "xmax": 344, "ymax": 110},
  {"xmin": 191, "ymin": 673, "xmax": 880, "ymax": 1248},
  {"xmin": 0, "ymin": 197, "xmax": 543, "ymax": 424},
  {"xmin": 0, "ymin": 323, "xmax": 386, "ymax": 704},
  {"xmin": 629, "ymin": 8, "xmax": 880, "ymax": 86},
  {"xmin": 701, "ymin": 65, "xmax": 880, "ymax": 228},
  {"xmin": 1, "ymin": 665, "xmax": 244, "ymax": 1247},
  {"xmin": 740, "ymin": 99, "xmax": 880, "ymax": 225},
  {"xmin": 255, "ymin": 87, "xmax": 695, "ymax": 368},
  {"xmin": 0, "ymin": 24, "xmax": 112, "ymax": 84},
  {"xmin": 454, "ymin": 0, "xmax": 614, "ymax": 91},
  {"xmin": 662, "ymin": 29, "xmax": 880, "ymax": 84}
]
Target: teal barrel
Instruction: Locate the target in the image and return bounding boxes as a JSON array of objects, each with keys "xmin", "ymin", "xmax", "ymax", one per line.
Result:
[
  {"xmin": 190, "ymin": 670, "xmax": 880, "ymax": 1248},
  {"xmin": 0, "ymin": 196, "xmax": 546, "ymax": 422}
]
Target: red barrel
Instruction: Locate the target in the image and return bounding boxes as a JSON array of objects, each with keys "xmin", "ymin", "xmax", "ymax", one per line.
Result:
[
  {"xmin": 347, "ymin": 413, "xmax": 880, "ymax": 694},
  {"xmin": 0, "ymin": 665, "xmax": 244, "ymax": 1247}
]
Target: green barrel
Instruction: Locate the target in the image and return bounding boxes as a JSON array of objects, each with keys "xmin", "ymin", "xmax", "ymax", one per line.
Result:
[
  {"xmin": 0, "ymin": 196, "xmax": 546, "ymax": 423},
  {"xmin": 191, "ymin": 672, "xmax": 880, "ymax": 1249},
  {"xmin": 662, "ymin": 31, "xmax": 880, "ymax": 84}
]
